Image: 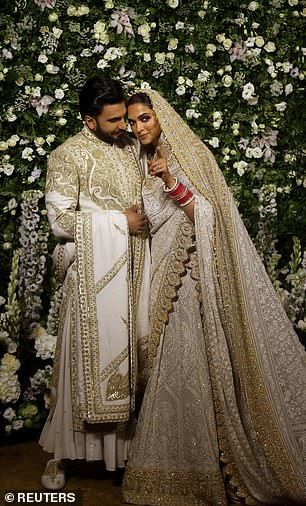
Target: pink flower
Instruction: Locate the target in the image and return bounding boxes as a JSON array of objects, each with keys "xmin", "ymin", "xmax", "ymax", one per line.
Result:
[
  {"xmin": 33, "ymin": 0, "xmax": 56, "ymax": 10},
  {"xmin": 228, "ymin": 41, "xmax": 247, "ymax": 62},
  {"xmin": 31, "ymin": 96, "xmax": 54, "ymax": 117},
  {"xmin": 110, "ymin": 8, "xmax": 135, "ymax": 37}
]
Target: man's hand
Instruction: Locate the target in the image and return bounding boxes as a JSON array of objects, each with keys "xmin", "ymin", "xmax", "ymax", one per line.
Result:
[{"xmin": 124, "ymin": 204, "xmax": 148, "ymax": 235}]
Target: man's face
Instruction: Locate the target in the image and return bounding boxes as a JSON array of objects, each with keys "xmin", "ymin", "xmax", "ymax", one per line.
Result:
[{"xmin": 85, "ymin": 101, "xmax": 128, "ymax": 144}]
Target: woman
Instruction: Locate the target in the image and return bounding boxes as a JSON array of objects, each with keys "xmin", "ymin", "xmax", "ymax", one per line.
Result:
[{"xmin": 122, "ymin": 90, "xmax": 306, "ymax": 505}]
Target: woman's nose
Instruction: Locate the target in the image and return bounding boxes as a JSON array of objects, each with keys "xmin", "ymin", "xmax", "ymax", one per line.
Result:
[{"xmin": 136, "ymin": 121, "xmax": 144, "ymax": 133}]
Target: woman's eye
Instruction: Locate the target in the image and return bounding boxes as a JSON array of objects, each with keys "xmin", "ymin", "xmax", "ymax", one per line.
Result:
[{"xmin": 142, "ymin": 115, "xmax": 150, "ymax": 122}]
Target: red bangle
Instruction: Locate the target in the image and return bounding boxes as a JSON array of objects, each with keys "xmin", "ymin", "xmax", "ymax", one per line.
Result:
[
  {"xmin": 178, "ymin": 191, "xmax": 194, "ymax": 207},
  {"xmin": 164, "ymin": 179, "xmax": 194, "ymax": 207}
]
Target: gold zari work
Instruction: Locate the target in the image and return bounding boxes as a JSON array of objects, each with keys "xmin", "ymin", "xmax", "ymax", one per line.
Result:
[{"xmin": 123, "ymin": 90, "xmax": 306, "ymax": 505}]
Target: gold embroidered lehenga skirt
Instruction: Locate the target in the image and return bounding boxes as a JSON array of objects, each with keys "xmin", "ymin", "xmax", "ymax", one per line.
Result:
[{"xmin": 123, "ymin": 196, "xmax": 306, "ymax": 505}]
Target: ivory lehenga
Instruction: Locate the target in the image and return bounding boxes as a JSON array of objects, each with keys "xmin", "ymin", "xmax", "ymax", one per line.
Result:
[{"xmin": 123, "ymin": 90, "xmax": 306, "ymax": 505}]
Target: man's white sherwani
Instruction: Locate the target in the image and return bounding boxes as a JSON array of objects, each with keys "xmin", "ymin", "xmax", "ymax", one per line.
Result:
[{"xmin": 39, "ymin": 127, "xmax": 150, "ymax": 470}]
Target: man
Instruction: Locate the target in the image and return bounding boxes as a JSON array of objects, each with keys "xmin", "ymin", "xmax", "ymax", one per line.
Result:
[{"xmin": 39, "ymin": 76, "xmax": 150, "ymax": 489}]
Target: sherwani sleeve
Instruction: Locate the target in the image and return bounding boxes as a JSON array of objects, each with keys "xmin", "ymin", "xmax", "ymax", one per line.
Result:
[{"xmin": 45, "ymin": 147, "xmax": 79, "ymax": 240}]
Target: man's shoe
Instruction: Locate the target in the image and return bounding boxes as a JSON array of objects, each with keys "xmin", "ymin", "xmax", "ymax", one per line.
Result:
[{"xmin": 41, "ymin": 459, "xmax": 66, "ymax": 490}]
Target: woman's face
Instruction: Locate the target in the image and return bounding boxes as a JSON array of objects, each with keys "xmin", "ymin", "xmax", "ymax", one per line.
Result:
[{"xmin": 127, "ymin": 103, "xmax": 161, "ymax": 147}]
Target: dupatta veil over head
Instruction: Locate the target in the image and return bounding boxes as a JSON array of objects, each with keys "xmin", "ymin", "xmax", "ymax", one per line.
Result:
[{"xmin": 134, "ymin": 88, "xmax": 306, "ymax": 503}]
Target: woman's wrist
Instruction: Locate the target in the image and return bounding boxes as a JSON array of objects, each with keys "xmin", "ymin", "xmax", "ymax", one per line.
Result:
[{"xmin": 164, "ymin": 176, "xmax": 177, "ymax": 190}]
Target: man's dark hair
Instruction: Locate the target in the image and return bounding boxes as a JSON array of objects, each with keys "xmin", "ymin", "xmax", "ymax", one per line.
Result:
[
  {"xmin": 127, "ymin": 92, "xmax": 153, "ymax": 109},
  {"xmin": 79, "ymin": 76, "xmax": 124, "ymax": 119}
]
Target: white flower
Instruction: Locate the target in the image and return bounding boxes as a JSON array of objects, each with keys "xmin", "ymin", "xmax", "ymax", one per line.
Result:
[
  {"xmin": 8, "ymin": 198, "xmax": 17, "ymax": 211},
  {"xmin": 264, "ymin": 41, "xmax": 276, "ymax": 53},
  {"xmin": 242, "ymin": 82, "xmax": 255, "ymax": 100},
  {"xmin": 140, "ymin": 82, "xmax": 151, "ymax": 90},
  {"xmin": 46, "ymin": 134, "xmax": 55, "ymax": 145},
  {"xmin": 80, "ymin": 48, "xmax": 93, "ymax": 57},
  {"xmin": 177, "ymin": 76, "xmax": 185, "ymax": 85},
  {"xmin": 58, "ymin": 117, "xmax": 67, "ymax": 126},
  {"xmin": 78, "ymin": 5, "xmax": 89, "ymax": 15},
  {"xmin": 2, "ymin": 163, "xmax": 15, "ymax": 176},
  {"xmin": 33, "ymin": 325, "xmax": 56, "ymax": 360},
  {"xmin": 275, "ymin": 101, "xmax": 287, "ymax": 111},
  {"xmin": 208, "ymin": 137, "xmax": 219, "ymax": 148},
  {"xmin": 223, "ymin": 38, "xmax": 232, "ymax": 50},
  {"xmin": 185, "ymin": 43, "xmax": 195, "ymax": 53},
  {"xmin": 255, "ymin": 36, "xmax": 265, "ymax": 47},
  {"xmin": 175, "ymin": 22, "xmax": 184, "ymax": 29},
  {"xmin": 198, "ymin": 10, "xmax": 206, "ymax": 18},
  {"xmin": 3, "ymin": 407, "xmax": 16, "ymax": 421},
  {"xmin": 288, "ymin": 0, "xmax": 298, "ymax": 5},
  {"xmin": 46, "ymin": 64, "xmax": 60, "ymax": 74},
  {"xmin": 282, "ymin": 61, "xmax": 293, "ymax": 73},
  {"xmin": 186, "ymin": 78, "xmax": 193, "ymax": 87},
  {"xmin": 143, "ymin": 53, "xmax": 151, "ymax": 62},
  {"xmin": 222, "ymin": 75, "xmax": 233, "ymax": 87},
  {"xmin": 93, "ymin": 21, "xmax": 109, "ymax": 44},
  {"xmin": 186, "ymin": 109, "xmax": 195, "ymax": 119},
  {"xmin": 206, "ymin": 43, "xmax": 217, "ymax": 57},
  {"xmin": 0, "ymin": 141, "xmax": 9, "ymax": 151},
  {"xmin": 105, "ymin": 0, "xmax": 114, "ymax": 7},
  {"xmin": 34, "ymin": 137, "xmax": 45, "ymax": 147},
  {"xmin": 248, "ymin": 1, "xmax": 259, "ymax": 11},
  {"xmin": 168, "ymin": 38, "xmax": 178, "ymax": 50},
  {"xmin": 34, "ymin": 73, "xmax": 44, "ymax": 82},
  {"xmin": 216, "ymin": 33, "xmax": 225, "ymax": 43},
  {"xmin": 55, "ymin": 89, "xmax": 65, "ymax": 100},
  {"xmin": 38, "ymin": 53, "xmax": 48, "ymax": 63},
  {"xmin": 138, "ymin": 24, "xmax": 151, "ymax": 43},
  {"xmin": 197, "ymin": 70, "xmax": 211, "ymax": 82},
  {"xmin": 37, "ymin": 147, "xmax": 46, "ymax": 155},
  {"xmin": 253, "ymin": 147, "xmax": 263, "ymax": 158},
  {"xmin": 12, "ymin": 419, "xmax": 24, "ymax": 430},
  {"xmin": 285, "ymin": 83, "xmax": 293, "ymax": 95},
  {"xmin": 48, "ymin": 12, "xmax": 58, "ymax": 22},
  {"xmin": 234, "ymin": 160, "xmax": 248, "ymax": 176},
  {"xmin": 175, "ymin": 85, "xmax": 186, "ymax": 95},
  {"xmin": 2, "ymin": 49, "xmax": 13, "ymax": 60},
  {"xmin": 155, "ymin": 52, "xmax": 166, "ymax": 65},
  {"xmin": 52, "ymin": 27, "xmax": 63, "ymax": 39},
  {"xmin": 22, "ymin": 147, "xmax": 34, "ymax": 161},
  {"xmin": 168, "ymin": 0, "xmax": 179, "ymax": 7},
  {"xmin": 97, "ymin": 59, "xmax": 109, "ymax": 69},
  {"xmin": 54, "ymin": 108, "xmax": 64, "ymax": 117}
]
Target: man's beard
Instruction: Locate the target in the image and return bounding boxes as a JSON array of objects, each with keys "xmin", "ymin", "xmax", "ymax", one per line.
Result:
[{"xmin": 94, "ymin": 123, "xmax": 130, "ymax": 146}]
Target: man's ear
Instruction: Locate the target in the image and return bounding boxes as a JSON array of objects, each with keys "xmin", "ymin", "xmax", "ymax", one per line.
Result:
[{"xmin": 84, "ymin": 115, "xmax": 97, "ymax": 131}]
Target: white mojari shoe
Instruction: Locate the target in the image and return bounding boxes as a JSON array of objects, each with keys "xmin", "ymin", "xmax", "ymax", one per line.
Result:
[{"xmin": 41, "ymin": 459, "xmax": 66, "ymax": 490}]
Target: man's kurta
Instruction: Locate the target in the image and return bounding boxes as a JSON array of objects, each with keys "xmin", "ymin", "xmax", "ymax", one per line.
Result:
[{"xmin": 39, "ymin": 126, "xmax": 150, "ymax": 470}]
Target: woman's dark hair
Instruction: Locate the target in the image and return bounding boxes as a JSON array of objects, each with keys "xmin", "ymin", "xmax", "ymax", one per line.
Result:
[
  {"xmin": 127, "ymin": 92, "xmax": 153, "ymax": 109},
  {"xmin": 79, "ymin": 76, "xmax": 124, "ymax": 119}
]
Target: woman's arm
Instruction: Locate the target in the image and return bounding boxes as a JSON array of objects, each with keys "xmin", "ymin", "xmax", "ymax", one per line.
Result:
[{"xmin": 148, "ymin": 150, "xmax": 195, "ymax": 223}]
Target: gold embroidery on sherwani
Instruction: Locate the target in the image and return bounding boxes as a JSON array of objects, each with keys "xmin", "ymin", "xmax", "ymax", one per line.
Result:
[
  {"xmin": 75, "ymin": 211, "xmax": 131, "ymax": 423},
  {"xmin": 95, "ymin": 252, "xmax": 127, "ymax": 294},
  {"xmin": 123, "ymin": 90, "xmax": 306, "ymax": 505},
  {"xmin": 106, "ymin": 371, "xmax": 129, "ymax": 401}
]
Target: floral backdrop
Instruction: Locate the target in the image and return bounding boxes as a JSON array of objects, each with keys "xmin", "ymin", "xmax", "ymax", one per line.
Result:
[{"xmin": 0, "ymin": 0, "xmax": 305, "ymax": 441}]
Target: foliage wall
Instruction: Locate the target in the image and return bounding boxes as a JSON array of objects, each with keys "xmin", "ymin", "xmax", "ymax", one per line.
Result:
[{"xmin": 0, "ymin": 0, "xmax": 305, "ymax": 440}]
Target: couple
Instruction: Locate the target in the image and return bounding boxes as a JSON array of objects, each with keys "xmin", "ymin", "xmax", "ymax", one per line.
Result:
[{"xmin": 40, "ymin": 76, "xmax": 306, "ymax": 504}]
